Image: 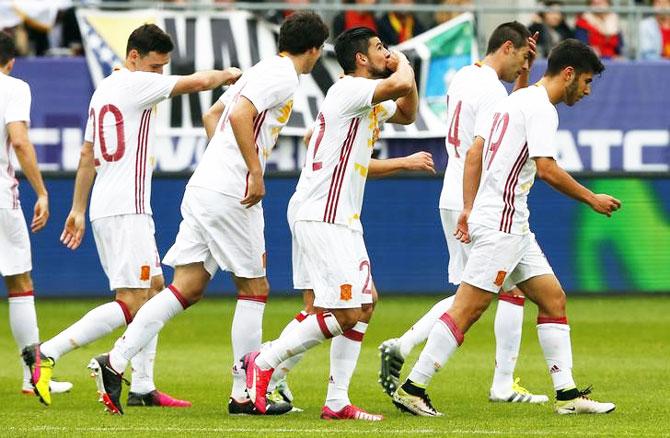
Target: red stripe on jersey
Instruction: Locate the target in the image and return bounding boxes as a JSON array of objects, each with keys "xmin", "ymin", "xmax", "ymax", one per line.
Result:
[
  {"xmin": 499, "ymin": 144, "xmax": 528, "ymax": 233},
  {"xmin": 140, "ymin": 110, "xmax": 151, "ymax": 213},
  {"xmin": 323, "ymin": 118, "xmax": 360, "ymax": 223},
  {"xmin": 328, "ymin": 118, "xmax": 361, "ymax": 223},
  {"xmin": 503, "ymin": 148, "xmax": 529, "ymax": 233},
  {"xmin": 135, "ymin": 110, "xmax": 151, "ymax": 214}
]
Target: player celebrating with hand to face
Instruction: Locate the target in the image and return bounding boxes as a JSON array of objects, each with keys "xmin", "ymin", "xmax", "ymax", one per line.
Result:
[
  {"xmin": 393, "ymin": 39, "xmax": 620, "ymax": 417},
  {"xmin": 22, "ymin": 24, "xmax": 241, "ymax": 409}
]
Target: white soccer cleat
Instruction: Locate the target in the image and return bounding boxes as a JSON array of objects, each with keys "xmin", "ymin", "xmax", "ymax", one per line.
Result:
[
  {"xmin": 378, "ymin": 338, "xmax": 405, "ymax": 397},
  {"xmin": 489, "ymin": 378, "xmax": 549, "ymax": 404},
  {"xmin": 392, "ymin": 386, "xmax": 443, "ymax": 417},
  {"xmin": 554, "ymin": 386, "xmax": 615, "ymax": 415}
]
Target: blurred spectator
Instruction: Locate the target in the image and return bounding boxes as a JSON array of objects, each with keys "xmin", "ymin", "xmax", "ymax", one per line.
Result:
[
  {"xmin": 639, "ymin": 0, "xmax": 670, "ymax": 60},
  {"xmin": 377, "ymin": 0, "xmax": 427, "ymax": 45},
  {"xmin": 528, "ymin": 1, "xmax": 574, "ymax": 57},
  {"xmin": 432, "ymin": 0, "xmax": 472, "ymax": 26},
  {"xmin": 575, "ymin": 0, "xmax": 624, "ymax": 58},
  {"xmin": 332, "ymin": 0, "xmax": 378, "ymax": 37}
]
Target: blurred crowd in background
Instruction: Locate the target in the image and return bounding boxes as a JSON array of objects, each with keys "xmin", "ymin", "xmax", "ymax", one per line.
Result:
[{"xmin": 0, "ymin": 0, "xmax": 668, "ymax": 60}]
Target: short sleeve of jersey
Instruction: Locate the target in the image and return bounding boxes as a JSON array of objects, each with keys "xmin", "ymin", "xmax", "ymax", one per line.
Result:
[
  {"xmin": 241, "ymin": 65, "xmax": 297, "ymax": 113},
  {"xmin": 473, "ymin": 85, "xmax": 506, "ymax": 140},
  {"xmin": 337, "ymin": 77, "xmax": 379, "ymax": 117},
  {"xmin": 526, "ymin": 102, "xmax": 558, "ymax": 159},
  {"xmin": 84, "ymin": 107, "xmax": 94, "ymax": 143},
  {"xmin": 131, "ymin": 71, "xmax": 179, "ymax": 109},
  {"xmin": 377, "ymin": 99, "xmax": 397, "ymax": 123},
  {"xmin": 4, "ymin": 81, "xmax": 31, "ymax": 125}
]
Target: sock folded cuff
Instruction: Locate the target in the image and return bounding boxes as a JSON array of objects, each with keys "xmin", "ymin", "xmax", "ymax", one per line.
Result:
[
  {"xmin": 8, "ymin": 290, "xmax": 34, "ymax": 298},
  {"xmin": 537, "ymin": 316, "xmax": 568, "ymax": 325},
  {"xmin": 237, "ymin": 294, "xmax": 268, "ymax": 304},
  {"xmin": 168, "ymin": 284, "xmax": 190, "ymax": 309},
  {"xmin": 439, "ymin": 312, "xmax": 464, "ymax": 346},
  {"xmin": 499, "ymin": 294, "xmax": 525, "ymax": 307},
  {"xmin": 316, "ymin": 311, "xmax": 342, "ymax": 339},
  {"xmin": 115, "ymin": 300, "xmax": 133, "ymax": 324},
  {"xmin": 342, "ymin": 322, "xmax": 367, "ymax": 342},
  {"xmin": 294, "ymin": 310, "xmax": 308, "ymax": 322}
]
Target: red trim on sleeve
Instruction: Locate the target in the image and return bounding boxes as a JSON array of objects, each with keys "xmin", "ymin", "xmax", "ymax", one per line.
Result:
[
  {"xmin": 342, "ymin": 329, "xmax": 365, "ymax": 342},
  {"xmin": 237, "ymin": 294, "xmax": 268, "ymax": 304},
  {"xmin": 168, "ymin": 284, "xmax": 190, "ymax": 309},
  {"xmin": 8, "ymin": 290, "xmax": 34, "ymax": 298},
  {"xmin": 115, "ymin": 300, "xmax": 133, "ymax": 324},
  {"xmin": 537, "ymin": 316, "xmax": 568, "ymax": 325},
  {"xmin": 439, "ymin": 312, "xmax": 464, "ymax": 346},
  {"xmin": 499, "ymin": 294, "xmax": 525, "ymax": 307}
]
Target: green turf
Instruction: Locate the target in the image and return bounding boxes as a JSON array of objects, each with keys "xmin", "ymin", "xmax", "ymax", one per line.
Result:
[{"xmin": 0, "ymin": 295, "xmax": 668, "ymax": 436}]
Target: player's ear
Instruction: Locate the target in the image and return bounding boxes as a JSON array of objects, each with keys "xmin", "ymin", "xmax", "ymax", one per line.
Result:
[
  {"xmin": 355, "ymin": 51, "xmax": 367, "ymax": 67},
  {"xmin": 563, "ymin": 66, "xmax": 575, "ymax": 83}
]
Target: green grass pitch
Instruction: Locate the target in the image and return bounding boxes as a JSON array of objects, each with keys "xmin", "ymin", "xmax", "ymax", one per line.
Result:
[{"xmin": 0, "ymin": 295, "xmax": 668, "ymax": 436}]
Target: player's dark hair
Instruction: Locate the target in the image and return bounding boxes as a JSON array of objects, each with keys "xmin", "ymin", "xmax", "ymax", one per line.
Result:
[
  {"xmin": 334, "ymin": 27, "xmax": 378, "ymax": 74},
  {"xmin": 545, "ymin": 39, "xmax": 605, "ymax": 76},
  {"xmin": 278, "ymin": 12, "xmax": 329, "ymax": 55},
  {"xmin": 0, "ymin": 31, "xmax": 17, "ymax": 66},
  {"xmin": 126, "ymin": 24, "xmax": 174, "ymax": 57},
  {"xmin": 486, "ymin": 21, "xmax": 531, "ymax": 55}
]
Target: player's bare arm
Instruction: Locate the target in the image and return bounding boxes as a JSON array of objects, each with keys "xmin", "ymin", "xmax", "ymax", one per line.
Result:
[
  {"xmin": 512, "ymin": 32, "xmax": 538, "ymax": 92},
  {"xmin": 203, "ymin": 100, "xmax": 226, "ymax": 140},
  {"xmin": 387, "ymin": 54, "xmax": 418, "ymax": 125},
  {"xmin": 170, "ymin": 67, "xmax": 242, "ymax": 97},
  {"xmin": 455, "ymin": 136, "xmax": 485, "ymax": 243},
  {"xmin": 368, "ymin": 152, "xmax": 435, "ymax": 178},
  {"xmin": 60, "ymin": 141, "xmax": 95, "ymax": 250},
  {"xmin": 372, "ymin": 51, "xmax": 414, "ymax": 105},
  {"xmin": 7, "ymin": 120, "xmax": 49, "ymax": 233},
  {"xmin": 535, "ymin": 156, "xmax": 621, "ymax": 216},
  {"xmin": 229, "ymin": 96, "xmax": 264, "ymax": 208}
]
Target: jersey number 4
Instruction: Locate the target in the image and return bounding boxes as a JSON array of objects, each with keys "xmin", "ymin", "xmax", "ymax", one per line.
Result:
[{"xmin": 447, "ymin": 100, "xmax": 462, "ymax": 158}]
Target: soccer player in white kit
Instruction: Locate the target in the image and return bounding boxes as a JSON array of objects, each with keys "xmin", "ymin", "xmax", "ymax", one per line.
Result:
[
  {"xmin": 393, "ymin": 39, "xmax": 621, "ymax": 416},
  {"xmin": 379, "ymin": 22, "xmax": 548, "ymax": 404},
  {"xmin": 22, "ymin": 24, "xmax": 242, "ymax": 409},
  {"xmin": 86, "ymin": 12, "xmax": 330, "ymax": 416},
  {"xmin": 0, "ymin": 31, "xmax": 72, "ymax": 399},
  {"xmin": 243, "ymin": 27, "xmax": 419, "ymax": 418}
]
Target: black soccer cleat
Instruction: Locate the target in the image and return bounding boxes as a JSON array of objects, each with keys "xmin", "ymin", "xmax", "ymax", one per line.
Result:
[
  {"xmin": 88, "ymin": 354, "xmax": 128, "ymax": 415},
  {"xmin": 228, "ymin": 397, "xmax": 293, "ymax": 415}
]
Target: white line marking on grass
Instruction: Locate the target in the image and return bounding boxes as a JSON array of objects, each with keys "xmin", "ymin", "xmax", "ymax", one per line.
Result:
[{"xmin": 2, "ymin": 426, "xmax": 649, "ymax": 436}]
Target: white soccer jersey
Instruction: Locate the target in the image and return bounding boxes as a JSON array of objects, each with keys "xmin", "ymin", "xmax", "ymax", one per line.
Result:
[
  {"xmin": 188, "ymin": 55, "xmax": 299, "ymax": 199},
  {"xmin": 469, "ymin": 84, "xmax": 559, "ymax": 235},
  {"xmin": 291, "ymin": 75, "xmax": 397, "ymax": 233},
  {"xmin": 0, "ymin": 72, "xmax": 31, "ymax": 209},
  {"xmin": 84, "ymin": 68, "xmax": 178, "ymax": 221},
  {"xmin": 439, "ymin": 62, "xmax": 507, "ymax": 211}
]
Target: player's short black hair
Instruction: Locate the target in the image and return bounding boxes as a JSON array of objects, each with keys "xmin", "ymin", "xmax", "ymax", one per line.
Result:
[
  {"xmin": 0, "ymin": 31, "xmax": 17, "ymax": 66},
  {"xmin": 278, "ymin": 12, "xmax": 329, "ymax": 55},
  {"xmin": 126, "ymin": 24, "xmax": 174, "ymax": 57},
  {"xmin": 486, "ymin": 21, "xmax": 531, "ymax": 55},
  {"xmin": 545, "ymin": 39, "xmax": 605, "ymax": 76},
  {"xmin": 334, "ymin": 27, "xmax": 378, "ymax": 74}
]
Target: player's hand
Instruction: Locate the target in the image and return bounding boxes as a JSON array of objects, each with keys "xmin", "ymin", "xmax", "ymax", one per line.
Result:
[
  {"xmin": 385, "ymin": 51, "xmax": 408, "ymax": 73},
  {"xmin": 223, "ymin": 67, "xmax": 242, "ymax": 85},
  {"xmin": 60, "ymin": 211, "xmax": 86, "ymax": 250},
  {"xmin": 403, "ymin": 151, "xmax": 435, "ymax": 174},
  {"xmin": 454, "ymin": 209, "xmax": 471, "ymax": 243},
  {"xmin": 240, "ymin": 172, "xmax": 265, "ymax": 208},
  {"xmin": 303, "ymin": 127, "xmax": 314, "ymax": 147},
  {"xmin": 527, "ymin": 32, "xmax": 539, "ymax": 68},
  {"xmin": 31, "ymin": 194, "xmax": 49, "ymax": 233},
  {"xmin": 590, "ymin": 194, "xmax": 621, "ymax": 217}
]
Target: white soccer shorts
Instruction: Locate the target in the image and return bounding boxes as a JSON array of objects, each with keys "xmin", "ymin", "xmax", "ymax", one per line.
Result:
[
  {"xmin": 91, "ymin": 214, "xmax": 162, "ymax": 290},
  {"xmin": 292, "ymin": 220, "xmax": 373, "ymax": 309},
  {"xmin": 163, "ymin": 186, "xmax": 266, "ymax": 279},
  {"xmin": 0, "ymin": 208, "xmax": 32, "ymax": 276},
  {"xmin": 440, "ymin": 208, "xmax": 471, "ymax": 286},
  {"xmin": 461, "ymin": 224, "xmax": 554, "ymax": 294}
]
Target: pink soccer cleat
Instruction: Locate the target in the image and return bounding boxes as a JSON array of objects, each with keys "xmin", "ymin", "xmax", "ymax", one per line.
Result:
[
  {"xmin": 242, "ymin": 351, "xmax": 274, "ymax": 414},
  {"xmin": 320, "ymin": 404, "xmax": 384, "ymax": 421},
  {"xmin": 127, "ymin": 389, "xmax": 192, "ymax": 408}
]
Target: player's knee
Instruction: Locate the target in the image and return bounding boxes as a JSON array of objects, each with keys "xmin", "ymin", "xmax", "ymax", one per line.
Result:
[
  {"xmin": 333, "ymin": 308, "xmax": 361, "ymax": 331},
  {"xmin": 360, "ymin": 303, "xmax": 375, "ymax": 323},
  {"xmin": 542, "ymin": 289, "xmax": 567, "ymax": 318}
]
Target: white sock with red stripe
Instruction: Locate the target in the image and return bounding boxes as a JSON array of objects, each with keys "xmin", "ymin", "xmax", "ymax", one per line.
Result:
[
  {"xmin": 8, "ymin": 291, "xmax": 39, "ymax": 387},
  {"xmin": 325, "ymin": 321, "xmax": 367, "ymax": 411},
  {"xmin": 256, "ymin": 312, "xmax": 343, "ymax": 370},
  {"xmin": 40, "ymin": 300, "xmax": 130, "ymax": 361},
  {"xmin": 109, "ymin": 285, "xmax": 189, "ymax": 374},
  {"xmin": 537, "ymin": 317, "xmax": 575, "ymax": 390},
  {"xmin": 408, "ymin": 312, "xmax": 464, "ymax": 386},
  {"xmin": 398, "ymin": 295, "xmax": 454, "ymax": 358},
  {"xmin": 129, "ymin": 334, "xmax": 158, "ymax": 394},
  {"xmin": 230, "ymin": 295, "xmax": 266, "ymax": 400},
  {"xmin": 268, "ymin": 311, "xmax": 308, "ymax": 392},
  {"xmin": 491, "ymin": 295, "xmax": 525, "ymax": 394}
]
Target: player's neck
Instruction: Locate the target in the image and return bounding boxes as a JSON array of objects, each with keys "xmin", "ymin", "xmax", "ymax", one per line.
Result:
[
  {"xmin": 0, "ymin": 63, "xmax": 12, "ymax": 75},
  {"xmin": 536, "ymin": 77, "xmax": 563, "ymax": 105},
  {"xmin": 280, "ymin": 51, "xmax": 307, "ymax": 76},
  {"xmin": 481, "ymin": 55, "xmax": 504, "ymax": 80}
]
